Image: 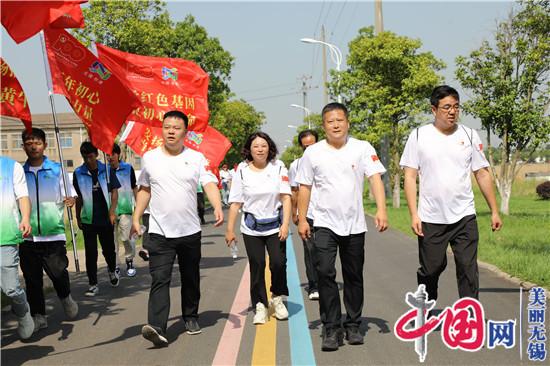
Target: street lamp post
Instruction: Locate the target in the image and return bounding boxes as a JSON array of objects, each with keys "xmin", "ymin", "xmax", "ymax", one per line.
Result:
[
  {"xmin": 300, "ymin": 38, "xmax": 343, "ymax": 103},
  {"xmin": 287, "ymin": 124, "xmax": 299, "ymax": 129},
  {"xmin": 290, "ymin": 104, "xmax": 311, "ymax": 129}
]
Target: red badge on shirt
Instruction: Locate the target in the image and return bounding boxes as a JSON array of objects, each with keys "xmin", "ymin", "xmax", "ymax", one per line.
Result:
[
  {"xmin": 281, "ymin": 175, "xmax": 289, "ymax": 182},
  {"xmin": 371, "ymin": 155, "xmax": 379, "ymax": 162},
  {"xmin": 479, "ymin": 144, "xmax": 483, "ymax": 151}
]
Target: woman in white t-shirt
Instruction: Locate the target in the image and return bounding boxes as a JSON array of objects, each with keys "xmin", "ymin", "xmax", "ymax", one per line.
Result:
[{"xmin": 225, "ymin": 132, "xmax": 292, "ymax": 325}]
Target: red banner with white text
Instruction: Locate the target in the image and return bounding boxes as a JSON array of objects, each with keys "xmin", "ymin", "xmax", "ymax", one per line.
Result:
[
  {"xmin": 43, "ymin": 28, "xmax": 141, "ymax": 154},
  {"xmin": 96, "ymin": 44, "xmax": 210, "ymax": 131},
  {"xmin": 0, "ymin": 58, "xmax": 32, "ymax": 132}
]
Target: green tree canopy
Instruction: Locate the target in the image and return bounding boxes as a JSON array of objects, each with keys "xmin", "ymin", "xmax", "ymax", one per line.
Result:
[
  {"xmin": 331, "ymin": 27, "xmax": 444, "ymax": 207},
  {"xmin": 210, "ymin": 99, "xmax": 265, "ymax": 165},
  {"xmin": 74, "ymin": 0, "xmax": 234, "ymax": 113},
  {"xmin": 455, "ymin": 0, "xmax": 550, "ymax": 214}
]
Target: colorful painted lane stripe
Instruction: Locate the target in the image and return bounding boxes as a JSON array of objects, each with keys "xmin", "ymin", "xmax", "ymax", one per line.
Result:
[
  {"xmin": 252, "ymin": 256, "xmax": 277, "ymax": 365},
  {"xmin": 212, "ymin": 263, "xmax": 251, "ymax": 366},
  {"xmin": 286, "ymin": 234, "xmax": 316, "ymax": 366}
]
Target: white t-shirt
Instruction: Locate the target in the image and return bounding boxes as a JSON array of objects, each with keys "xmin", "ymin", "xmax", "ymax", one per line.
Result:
[
  {"xmin": 289, "ymin": 158, "xmax": 316, "ymax": 220},
  {"xmin": 137, "ymin": 146, "xmax": 218, "ymax": 238},
  {"xmin": 27, "ymin": 164, "xmax": 76, "ymax": 242},
  {"xmin": 296, "ymin": 137, "xmax": 386, "ymax": 236},
  {"xmin": 13, "ymin": 162, "xmax": 28, "ymax": 199},
  {"xmin": 399, "ymin": 123, "xmax": 489, "ymax": 224},
  {"xmin": 219, "ymin": 169, "xmax": 230, "ymax": 183},
  {"xmin": 228, "ymin": 160, "xmax": 291, "ymax": 236}
]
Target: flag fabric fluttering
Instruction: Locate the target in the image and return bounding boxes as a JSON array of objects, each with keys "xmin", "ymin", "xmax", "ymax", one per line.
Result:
[
  {"xmin": 1, "ymin": 1, "xmax": 86, "ymax": 44},
  {"xmin": 0, "ymin": 57, "xmax": 32, "ymax": 132},
  {"xmin": 42, "ymin": 28, "xmax": 141, "ymax": 154},
  {"xmin": 96, "ymin": 43, "xmax": 210, "ymax": 131}
]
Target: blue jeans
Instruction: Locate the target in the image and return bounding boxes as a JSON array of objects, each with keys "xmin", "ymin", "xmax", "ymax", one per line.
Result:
[{"xmin": 1, "ymin": 245, "xmax": 30, "ymax": 317}]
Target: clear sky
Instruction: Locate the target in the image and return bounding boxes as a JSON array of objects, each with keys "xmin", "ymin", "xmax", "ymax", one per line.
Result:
[{"xmin": 1, "ymin": 0, "xmax": 515, "ymax": 150}]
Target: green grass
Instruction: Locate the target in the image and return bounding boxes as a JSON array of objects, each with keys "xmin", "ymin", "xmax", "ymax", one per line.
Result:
[{"xmin": 365, "ymin": 180, "xmax": 550, "ymax": 288}]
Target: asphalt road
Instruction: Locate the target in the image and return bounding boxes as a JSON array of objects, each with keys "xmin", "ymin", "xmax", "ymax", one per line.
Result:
[{"xmin": 1, "ymin": 210, "xmax": 541, "ymax": 365}]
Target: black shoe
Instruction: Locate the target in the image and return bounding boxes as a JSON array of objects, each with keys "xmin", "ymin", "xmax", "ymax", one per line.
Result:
[
  {"xmin": 184, "ymin": 318, "xmax": 202, "ymax": 335},
  {"xmin": 322, "ymin": 328, "xmax": 344, "ymax": 351},
  {"xmin": 138, "ymin": 249, "xmax": 149, "ymax": 262},
  {"xmin": 345, "ymin": 326, "xmax": 364, "ymax": 345},
  {"xmin": 142, "ymin": 324, "xmax": 168, "ymax": 347}
]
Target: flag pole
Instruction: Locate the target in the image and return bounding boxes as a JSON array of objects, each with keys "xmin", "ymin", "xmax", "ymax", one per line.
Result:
[{"xmin": 40, "ymin": 31, "xmax": 80, "ymax": 272}]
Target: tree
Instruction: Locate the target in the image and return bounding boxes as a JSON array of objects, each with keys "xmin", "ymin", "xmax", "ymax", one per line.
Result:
[
  {"xmin": 210, "ymin": 99, "xmax": 265, "ymax": 165},
  {"xmin": 455, "ymin": 0, "xmax": 550, "ymax": 214},
  {"xmin": 330, "ymin": 27, "xmax": 444, "ymax": 207},
  {"xmin": 73, "ymin": 0, "xmax": 234, "ymax": 114}
]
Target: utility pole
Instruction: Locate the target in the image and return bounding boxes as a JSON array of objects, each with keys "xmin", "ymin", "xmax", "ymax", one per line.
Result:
[
  {"xmin": 298, "ymin": 75, "xmax": 312, "ymax": 120},
  {"xmin": 375, "ymin": 0, "xmax": 391, "ymax": 198},
  {"xmin": 321, "ymin": 25, "xmax": 328, "ymax": 105}
]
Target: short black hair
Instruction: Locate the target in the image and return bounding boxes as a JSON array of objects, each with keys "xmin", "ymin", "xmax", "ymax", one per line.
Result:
[
  {"xmin": 298, "ymin": 129, "xmax": 319, "ymax": 147},
  {"xmin": 430, "ymin": 85, "xmax": 460, "ymax": 107},
  {"xmin": 21, "ymin": 127, "xmax": 46, "ymax": 143},
  {"xmin": 242, "ymin": 132, "xmax": 278, "ymax": 162},
  {"xmin": 80, "ymin": 141, "xmax": 98, "ymax": 156},
  {"xmin": 321, "ymin": 102, "xmax": 349, "ymax": 120},
  {"xmin": 163, "ymin": 110, "xmax": 188, "ymax": 128},
  {"xmin": 111, "ymin": 143, "xmax": 121, "ymax": 155}
]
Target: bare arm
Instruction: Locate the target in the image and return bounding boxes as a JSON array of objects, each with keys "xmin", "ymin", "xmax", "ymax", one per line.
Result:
[
  {"xmin": 403, "ymin": 167, "xmax": 423, "ymax": 236},
  {"xmin": 225, "ymin": 202, "xmax": 243, "ymax": 246},
  {"xmin": 297, "ymin": 184, "xmax": 312, "ymax": 240},
  {"xmin": 368, "ymin": 173, "xmax": 388, "ymax": 232},
  {"xmin": 130, "ymin": 186, "xmax": 151, "ymax": 238},
  {"xmin": 474, "ymin": 167, "xmax": 502, "ymax": 231},
  {"xmin": 290, "ymin": 187, "xmax": 299, "ymax": 225},
  {"xmin": 17, "ymin": 196, "xmax": 31, "ymax": 237},
  {"xmin": 279, "ymin": 194, "xmax": 292, "ymax": 241},
  {"xmin": 203, "ymin": 182, "xmax": 224, "ymax": 226}
]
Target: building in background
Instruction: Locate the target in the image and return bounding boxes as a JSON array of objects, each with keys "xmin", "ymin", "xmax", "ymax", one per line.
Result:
[{"xmin": 0, "ymin": 113, "xmax": 141, "ymax": 171}]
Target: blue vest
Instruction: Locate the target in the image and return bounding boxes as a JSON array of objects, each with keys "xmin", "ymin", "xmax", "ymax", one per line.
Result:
[
  {"xmin": 74, "ymin": 161, "xmax": 110, "ymax": 224},
  {"xmin": 0, "ymin": 157, "xmax": 22, "ymax": 245},
  {"xmin": 23, "ymin": 156, "xmax": 66, "ymax": 237},
  {"xmin": 113, "ymin": 161, "xmax": 134, "ymax": 216}
]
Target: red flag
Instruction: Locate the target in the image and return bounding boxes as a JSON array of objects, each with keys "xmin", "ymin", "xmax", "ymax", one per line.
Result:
[
  {"xmin": 0, "ymin": 58, "xmax": 32, "ymax": 132},
  {"xmin": 96, "ymin": 44, "xmax": 210, "ymax": 131},
  {"xmin": 1, "ymin": 1, "xmax": 85, "ymax": 44},
  {"xmin": 121, "ymin": 122, "xmax": 231, "ymax": 170},
  {"xmin": 43, "ymin": 28, "xmax": 141, "ymax": 154}
]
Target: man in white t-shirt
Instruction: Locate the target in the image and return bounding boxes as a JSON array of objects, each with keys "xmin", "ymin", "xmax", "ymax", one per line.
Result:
[
  {"xmin": 131, "ymin": 110, "xmax": 224, "ymax": 347},
  {"xmin": 296, "ymin": 103, "xmax": 388, "ymax": 351},
  {"xmin": 288, "ymin": 129, "xmax": 319, "ymax": 301},
  {"xmin": 219, "ymin": 163, "xmax": 230, "ymax": 206},
  {"xmin": 400, "ymin": 85, "xmax": 502, "ymax": 305}
]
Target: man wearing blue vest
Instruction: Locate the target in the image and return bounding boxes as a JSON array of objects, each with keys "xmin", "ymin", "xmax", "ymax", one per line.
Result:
[
  {"xmin": 73, "ymin": 141, "xmax": 121, "ymax": 297},
  {"xmin": 0, "ymin": 155, "xmax": 34, "ymax": 339},
  {"xmin": 108, "ymin": 143, "xmax": 138, "ymax": 277},
  {"xmin": 19, "ymin": 128, "xmax": 79, "ymax": 332}
]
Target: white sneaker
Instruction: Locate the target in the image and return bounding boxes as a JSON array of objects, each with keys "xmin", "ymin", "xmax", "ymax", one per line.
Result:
[
  {"xmin": 33, "ymin": 314, "xmax": 48, "ymax": 332},
  {"xmin": 308, "ymin": 291, "xmax": 319, "ymax": 300},
  {"xmin": 17, "ymin": 310, "xmax": 34, "ymax": 339},
  {"xmin": 270, "ymin": 295, "xmax": 289, "ymax": 320},
  {"xmin": 61, "ymin": 294, "xmax": 78, "ymax": 319},
  {"xmin": 253, "ymin": 302, "xmax": 268, "ymax": 325},
  {"xmin": 85, "ymin": 285, "xmax": 99, "ymax": 297}
]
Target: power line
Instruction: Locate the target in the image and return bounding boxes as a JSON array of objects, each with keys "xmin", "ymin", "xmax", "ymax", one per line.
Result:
[
  {"xmin": 245, "ymin": 91, "xmax": 301, "ymax": 102},
  {"xmin": 332, "ymin": 0, "xmax": 348, "ymax": 39},
  {"xmin": 235, "ymin": 82, "xmax": 297, "ymax": 95},
  {"xmin": 321, "ymin": 1, "xmax": 334, "ymax": 31},
  {"xmin": 338, "ymin": 0, "xmax": 360, "ymax": 48}
]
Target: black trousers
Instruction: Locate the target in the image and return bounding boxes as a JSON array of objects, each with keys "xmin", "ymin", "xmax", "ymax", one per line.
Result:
[
  {"xmin": 142, "ymin": 214, "xmax": 150, "ymax": 250},
  {"xmin": 417, "ymin": 214, "xmax": 480, "ymax": 301},
  {"xmin": 242, "ymin": 233, "xmax": 289, "ymax": 307},
  {"xmin": 82, "ymin": 223, "xmax": 117, "ymax": 286},
  {"xmin": 313, "ymin": 227, "xmax": 365, "ymax": 330},
  {"xmin": 19, "ymin": 241, "xmax": 71, "ymax": 316},
  {"xmin": 302, "ymin": 218, "xmax": 318, "ymax": 292},
  {"xmin": 147, "ymin": 231, "xmax": 202, "ymax": 335},
  {"xmin": 197, "ymin": 192, "xmax": 205, "ymax": 221}
]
